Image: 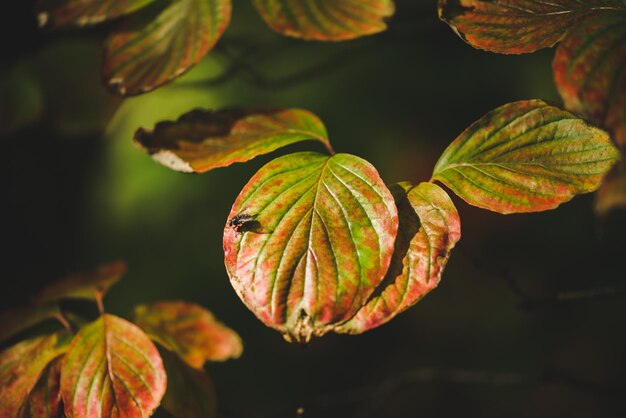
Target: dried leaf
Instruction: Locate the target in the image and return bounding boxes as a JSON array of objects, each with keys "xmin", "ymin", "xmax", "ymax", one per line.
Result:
[
  {"xmin": 103, "ymin": 0, "xmax": 232, "ymax": 95},
  {"xmin": 432, "ymin": 100, "xmax": 619, "ymax": 213},
  {"xmin": 135, "ymin": 108, "xmax": 331, "ymax": 173},
  {"xmin": 223, "ymin": 152, "xmax": 398, "ymax": 343},
  {"xmin": 134, "ymin": 301, "xmax": 242, "ymax": 368},
  {"xmin": 0, "ymin": 332, "xmax": 70, "ymax": 417},
  {"xmin": 36, "ymin": 0, "xmax": 155, "ymax": 28},
  {"xmin": 337, "ymin": 182, "xmax": 461, "ymax": 333},
  {"xmin": 60, "ymin": 314, "xmax": 166, "ymax": 418},
  {"xmin": 253, "ymin": 0, "xmax": 395, "ymax": 41},
  {"xmin": 35, "ymin": 260, "xmax": 126, "ymax": 304},
  {"xmin": 438, "ymin": 0, "xmax": 626, "ymax": 54},
  {"xmin": 554, "ymin": 12, "xmax": 626, "ymax": 146}
]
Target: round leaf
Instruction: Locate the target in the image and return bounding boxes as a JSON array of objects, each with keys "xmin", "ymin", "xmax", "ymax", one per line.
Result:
[
  {"xmin": 432, "ymin": 100, "xmax": 620, "ymax": 214},
  {"xmin": 437, "ymin": 0, "xmax": 626, "ymax": 54},
  {"xmin": 554, "ymin": 12, "xmax": 626, "ymax": 146},
  {"xmin": 223, "ymin": 152, "xmax": 398, "ymax": 343},
  {"xmin": 337, "ymin": 182, "xmax": 461, "ymax": 334},
  {"xmin": 252, "ymin": 0, "xmax": 395, "ymax": 41},
  {"xmin": 37, "ymin": 0, "xmax": 155, "ymax": 28},
  {"xmin": 0, "ymin": 332, "xmax": 70, "ymax": 417},
  {"xmin": 133, "ymin": 301, "xmax": 243, "ymax": 368},
  {"xmin": 60, "ymin": 314, "xmax": 166, "ymax": 418},
  {"xmin": 103, "ymin": 0, "xmax": 232, "ymax": 96},
  {"xmin": 134, "ymin": 108, "xmax": 332, "ymax": 173}
]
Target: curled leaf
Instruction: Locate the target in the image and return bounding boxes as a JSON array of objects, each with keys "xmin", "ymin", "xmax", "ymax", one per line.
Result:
[
  {"xmin": 432, "ymin": 100, "xmax": 619, "ymax": 214},
  {"xmin": 25, "ymin": 357, "xmax": 64, "ymax": 418},
  {"xmin": 135, "ymin": 108, "xmax": 332, "ymax": 173},
  {"xmin": 554, "ymin": 12, "xmax": 626, "ymax": 146},
  {"xmin": 36, "ymin": 0, "xmax": 155, "ymax": 28},
  {"xmin": 60, "ymin": 314, "xmax": 166, "ymax": 418},
  {"xmin": 35, "ymin": 260, "xmax": 126, "ymax": 304},
  {"xmin": 0, "ymin": 304, "xmax": 61, "ymax": 343},
  {"xmin": 253, "ymin": 0, "xmax": 395, "ymax": 41},
  {"xmin": 0, "ymin": 332, "xmax": 70, "ymax": 417},
  {"xmin": 103, "ymin": 0, "xmax": 232, "ymax": 95},
  {"xmin": 437, "ymin": 0, "xmax": 626, "ymax": 54},
  {"xmin": 134, "ymin": 301, "xmax": 243, "ymax": 368},
  {"xmin": 223, "ymin": 152, "xmax": 398, "ymax": 343},
  {"xmin": 337, "ymin": 182, "xmax": 461, "ymax": 334},
  {"xmin": 160, "ymin": 349, "xmax": 217, "ymax": 418}
]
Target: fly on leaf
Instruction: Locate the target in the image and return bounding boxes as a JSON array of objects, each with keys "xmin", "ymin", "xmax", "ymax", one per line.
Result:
[{"xmin": 227, "ymin": 213, "xmax": 271, "ymax": 234}]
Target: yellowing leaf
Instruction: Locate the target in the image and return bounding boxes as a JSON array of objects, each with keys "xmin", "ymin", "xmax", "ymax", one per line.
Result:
[
  {"xmin": 253, "ymin": 0, "xmax": 395, "ymax": 41},
  {"xmin": 35, "ymin": 260, "xmax": 126, "ymax": 303},
  {"xmin": 160, "ymin": 349, "xmax": 217, "ymax": 418},
  {"xmin": 36, "ymin": 0, "xmax": 155, "ymax": 28},
  {"xmin": 134, "ymin": 301, "xmax": 242, "ymax": 368},
  {"xmin": 103, "ymin": 0, "xmax": 232, "ymax": 95},
  {"xmin": 432, "ymin": 100, "xmax": 619, "ymax": 214},
  {"xmin": 438, "ymin": 0, "xmax": 626, "ymax": 54},
  {"xmin": 223, "ymin": 152, "xmax": 398, "ymax": 343},
  {"xmin": 337, "ymin": 182, "xmax": 461, "ymax": 334},
  {"xmin": 60, "ymin": 314, "xmax": 166, "ymax": 418},
  {"xmin": 134, "ymin": 108, "xmax": 332, "ymax": 173},
  {"xmin": 0, "ymin": 332, "xmax": 70, "ymax": 417},
  {"xmin": 553, "ymin": 12, "xmax": 626, "ymax": 146}
]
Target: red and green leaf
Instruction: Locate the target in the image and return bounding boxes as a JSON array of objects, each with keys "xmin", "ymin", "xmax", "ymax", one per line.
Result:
[
  {"xmin": 24, "ymin": 357, "xmax": 64, "ymax": 418},
  {"xmin": 0, "ymin": 332, "xmax": 70, "ymax": 417},
  {"xmin": 223, "ymin": 152, "xmax": 398, "ymax": 343},
  {"xmin": 252, "ymin": 0, "xmax": 395, "ymax": 41},
  {"xmin": 0, "ymin": 304, "xmax": 61, "ymax": 343},
  {"xmin": 103, "ymin": 0, "xmax": 232, "ymax": 96},
  {"xmin": 337, "ymin": 182, "xmax": 461, "ymax": 334},
  {"xmin": 34, "ymin": 260, "xmax": 126, "ymax": 304},
  {"xmin": 133, "ymin": 301, "xmax": 242, "ymax": 368},
  {"xmin": 554, "ymin": 12, "xmax": 626, "ymax": 146},
  {"xmin": 60, "ymin": 314, "xmax": 166, "ymax": 418},
  {"xmin": 159, "ymin": 349, "xmax": 217, "ymax": 418},
  {"xmin": 134, "ymin": 108, "xmax": 332, "ymax": 173},
  {"xmin": 438, "ymin": 0, "xmax": 626, "ymax": 54},
  {"xmin": 432, "ymin": 100, "xmax": 619, "ymax": 214},
  {"xmin": 37, "ymin": 0, "xmax": 155, "ymax": 28}
]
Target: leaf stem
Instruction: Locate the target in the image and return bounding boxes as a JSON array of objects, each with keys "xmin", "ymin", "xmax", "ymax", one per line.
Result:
[
  {"xmin": 54, "ymin": 311, "xmax": 73, "ymax": 333},
  {"xmin": 95, "ymin": 291, "xmax": 105, "ymax": 315}
]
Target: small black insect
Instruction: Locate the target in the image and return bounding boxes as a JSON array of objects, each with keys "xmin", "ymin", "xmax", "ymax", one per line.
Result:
[{"xmin": 227, "ymin": 212, "xmax": 262, "ymax": 233}]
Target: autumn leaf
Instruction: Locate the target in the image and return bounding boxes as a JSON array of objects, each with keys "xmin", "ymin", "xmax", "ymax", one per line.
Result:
[
  {"xmin": 36, "ymin": 0, "xmax": 155, "ymax": 28},
  {"xmin": 159, "ymin": 349, "xmax": 217, "ymax": 418},
  {"xmin": 24, "ymin": 357, "xmax": 64, "ymax": 418},
  {"xmin": 34, "ymin": 260, "xmax": 126, "ymax": 304},
  {"xmin": 553, "ymin": 12, "xmax": 626, "ymax": 146},
  {"xmin": 337, "ymin": 182, "xmax": 461, "ymax": 334},
  {"xmin": 134, "ymin": 301, "xmax": 242, "ymax": 368},
  {"xmin": 223, "ymin": 152, "xmax": 398, "ymax": 343},
  {"xmin": 60, "ymin": 314, "xmax": 166, "ymax": 418},
  {"xmin": 438, "ymin": 0, "xmax": 626, "ymax": 54},
  {"xmin": 0, "ymin": 304, "xmax": 61, "ymax": 343},
  {"xmin": 252, "ymin": 0, "xmax": 395, "ymax": 41},
  {"xmin": 135, "ymin": 108, "xmax": 332, "ymax": 173},
  {"xmin": 103, "ymin": 0, "xmax": 232, "ymax": 96},
  {"xmin": 432, "ymin": 100, "xmax": 619, "ymax": 214},
  {"xmin": 0, "ymin": 332, "xmax": 70, "ymax": 417}
]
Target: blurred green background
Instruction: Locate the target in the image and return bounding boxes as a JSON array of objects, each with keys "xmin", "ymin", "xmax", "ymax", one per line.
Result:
[{"xmin": 2, "ymin": 1, "xmax": 626, "ymax": 417}]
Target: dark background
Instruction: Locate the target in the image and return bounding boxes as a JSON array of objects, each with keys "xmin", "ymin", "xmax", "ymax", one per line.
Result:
[{"xmin": 2, "ymin": 1, "xmax": 626, "ymax": 417}]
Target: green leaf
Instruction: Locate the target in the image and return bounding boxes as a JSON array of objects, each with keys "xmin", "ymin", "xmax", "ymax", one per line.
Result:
[
  {"xmin": 0, "ymin": 332, "xmax": 70, "ymax": 417},
  {"xmin": 437, "ymin": 0, "xmax": 626, "ymax": 54},
  {"xmin": 595, "ymin": 159, "xmax": 626, "ymax": 216},
  {"xmin": 60, "ymin": 314, "xmax": 166, "ymax": 418},
  {"xmin": 36, "ymin": 0, "xmax": 155, "ymax": 28},
  {"xmin": 159, "ymin": 349, "xmax": 217, "ymax": 418},
  {"xmin": 252, "ymin": 0, "xmax": 395, "ymax": 41},
  {"xmin": 337, "ymin": 182, "xmax": 461, "ymax": 334},
  {"xmin": 35, "ymin": 260, "xmax": 126, "ymax": 304},
  {"xmin": 432, "ymin": 100, "xmax": 620, "ymax": 214},
  {"xmin": 134, "ymin": 108, "xmax": 332, "ymax": 173},
  {"xmin": 23, "ymin": 357, "xmax": 64, "ymax": 418},
  {"xmin": 103, "ymin": 0, "xmax": 232, "ymax": 96},
  {"xmin": 553, "ymin": 12, "xmax": 626, "ymax": 146},
  {"xmin": 0, "ymin": 304, "xmax": 61, "ymax": 343},
  {"xmin": 223, "ymin": 152, "xmax": 398, "ymax": 343},
  {"xmin": 133, "ymin": 301, "xmax": 242, "ymax": 368}
]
